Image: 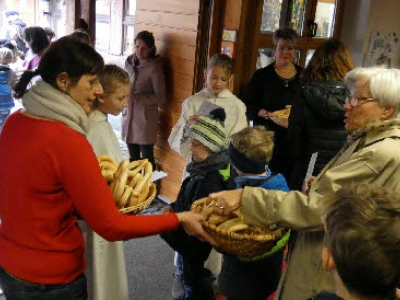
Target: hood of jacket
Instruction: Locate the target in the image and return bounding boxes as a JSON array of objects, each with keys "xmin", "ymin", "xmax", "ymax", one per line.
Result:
[
  {"xmin": 301, "ymin": 80, "xmax": 348, "ymax": 122},
  {"xmin": 196, "ymin": 87, "xmax": 234, "ymax": 100}
]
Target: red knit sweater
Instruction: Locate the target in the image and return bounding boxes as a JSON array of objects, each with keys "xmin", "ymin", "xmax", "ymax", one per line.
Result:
[{"xmin": 0, "ymin": 111, "xmax": 179, "ymax": 284}]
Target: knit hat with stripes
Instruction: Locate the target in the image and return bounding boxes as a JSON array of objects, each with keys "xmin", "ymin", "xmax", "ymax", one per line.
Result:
[{"xmin": 185, "ymin": 108, "xmax": 227, "ymax": 152}]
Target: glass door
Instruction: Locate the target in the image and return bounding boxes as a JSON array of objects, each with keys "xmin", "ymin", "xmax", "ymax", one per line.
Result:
[{"xmin": 253, "ymin": 0, "xmax": 343, "ymax": 70}]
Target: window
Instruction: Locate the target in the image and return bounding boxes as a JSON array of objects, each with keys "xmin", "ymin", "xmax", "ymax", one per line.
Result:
[
  {"xmin": 95, "ymin": 0, "xmax": 111, "ymax": 51},
  {"xmin": 123, "ymin": 0, "xmax": 136, "ymax": 55},
  {"xmin": 252, "ymin": 0, "xmax": 343, "ymax": 68}
]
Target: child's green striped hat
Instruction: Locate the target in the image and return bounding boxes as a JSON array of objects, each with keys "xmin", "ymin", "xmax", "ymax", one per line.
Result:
[{"xmin": 185, "ymin": 108, "xmax": 227, "ymax": 152}]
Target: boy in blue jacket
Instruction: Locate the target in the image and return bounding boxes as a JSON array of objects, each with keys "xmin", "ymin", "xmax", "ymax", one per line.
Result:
[{"xmin": 218, "ymin": 126, "xmax": 289, "ymax": 300}]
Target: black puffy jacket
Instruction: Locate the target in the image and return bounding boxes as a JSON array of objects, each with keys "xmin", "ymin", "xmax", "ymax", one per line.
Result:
[{"xmin": 286, "ymin": 80, "xmax": 348, "ymax": 190}]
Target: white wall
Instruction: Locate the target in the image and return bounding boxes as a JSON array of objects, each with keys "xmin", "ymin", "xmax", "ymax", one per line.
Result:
[{"xmin": 340, "ymin": 0, "xmax": 400, "ymax": 68}]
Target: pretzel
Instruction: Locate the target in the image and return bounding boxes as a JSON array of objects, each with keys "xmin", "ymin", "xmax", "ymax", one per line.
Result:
[
  {"xmin": 97, "ymin": 155, "xmax": 118, "ymax": 167},
  {"xmin": 127, "ymin": 159, "xmax": 148, "ymax": 178},
  {"xmin": 101, "ymin": 170, "xmax": 114, "ymax": 183},
  {"xmin": 100, "ymin": 161, "xmax": 117, "ymax": 172},
  {"xmin": 132, "ymin": 162, "xmax": 153, "ymax": 197},
  {"xmin": 97, "ymin": 156, "xmax": 155, "ymax": 210},
  {"xmin": 119, "ymin": 186, "xmax": 133, "ymax": 208}
]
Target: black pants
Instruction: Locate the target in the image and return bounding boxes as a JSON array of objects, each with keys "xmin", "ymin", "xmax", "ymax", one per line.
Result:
[
  {"xmin": 127, "ymin": 143, "xmax": 155, "ymax": 168},
  {"xmin": 0, "ymin": 267, "xmax": 88, "ymax": 300},
  {"xmin": 182, "ymin": 256, "xmax": 215, "ymax": 300}
]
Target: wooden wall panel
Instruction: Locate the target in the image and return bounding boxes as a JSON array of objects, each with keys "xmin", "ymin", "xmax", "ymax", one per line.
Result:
[
  {"xmin": 135, "ymin": 0, "xmax": 200, "ymax": 201},
  {"xmin": 136, "ymin": 11, "xmax": 198, "ymax": 30},
  {"xmin": 135, "ymin": 24, "xmax": 198, "ymax": 47},
  {"xmin": 136, "ymin": 0, "xmax": 199, "ymax": 15},
  {"xmin": 160, "ymin": 98, "xmax": 183, "ymax": 116},
  {"xmin": 157, "ymin": 42, "xmax": 197, "ymax": 62}
]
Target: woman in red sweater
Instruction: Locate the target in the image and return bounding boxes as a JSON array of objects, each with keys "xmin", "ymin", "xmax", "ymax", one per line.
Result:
[{"xmin": 0, "ymin": 36, "xmax": 212, "ymax": 300}]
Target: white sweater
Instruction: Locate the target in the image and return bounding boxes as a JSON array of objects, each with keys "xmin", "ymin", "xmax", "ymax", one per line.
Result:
[{"xmin": 87, "ymin": 110, "xmax": 123, "ymax": 162}]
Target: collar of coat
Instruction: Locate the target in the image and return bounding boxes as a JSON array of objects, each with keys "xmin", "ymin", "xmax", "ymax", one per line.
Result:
[
  {"xmin": 198, "ymin": 88, "xmax": 234, "ymax": 99},
  {"xmin": 347, "ymin": 119, "xmax": 400, "ymax": 146}
]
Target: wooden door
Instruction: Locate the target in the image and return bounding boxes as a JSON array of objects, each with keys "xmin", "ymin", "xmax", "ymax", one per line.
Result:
[
  {"xmin": 134, "ymin": 0, "xmax": 202, "ymax": 201},
  {"xmin": 250, "ymin": 0, "xmax": 344, "ymax": 72}
]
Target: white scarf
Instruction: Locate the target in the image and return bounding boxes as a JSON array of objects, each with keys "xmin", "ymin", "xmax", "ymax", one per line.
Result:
[{"xmin": 22, "ymin": 80, "xmax": 88, "ymax": 136}]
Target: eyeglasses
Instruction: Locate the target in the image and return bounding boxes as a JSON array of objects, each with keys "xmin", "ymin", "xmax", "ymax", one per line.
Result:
[{"xmin": 345, "ymin": 95, "xmax": 376, "ymax": 107}]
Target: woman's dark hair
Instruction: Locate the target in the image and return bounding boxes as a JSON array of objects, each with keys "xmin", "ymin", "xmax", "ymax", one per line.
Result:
[
  {"xmin": 134, "ymin": 31, "xmax": 157, "ymax": 58},
  {"xmin": 76, "ymin": 19, "xmax": 89, "ymax": 32},
  {"xmin": 14, "ymin": 36, "xmax": 104, "ymax": 98},
  {"xmin": 43, "ymin": 27, "xmax": 55, "ymax": 41},
  {"xmin": 273, "ymin": 27, "xmax": 299, "ymax": 47},
  {"xmin": 70, "ymin": 30, "xmax": 91, "ymax": 45},
  {"xmin": 302, "ymin": 39, "xmax": 354, "ymax": 82},
  {"xmin": 22, "ymin": 26, "xmax": 50, "ymax": 54}
]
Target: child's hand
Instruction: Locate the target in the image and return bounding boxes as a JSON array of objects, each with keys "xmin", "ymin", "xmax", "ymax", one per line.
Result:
[
  {"xmin": 162, "ymin": 206, "xmax": 172, "ymax": 214},
  {"xmin": 188, "ymin": 115, "xmax": 201, "ymax": 125}
]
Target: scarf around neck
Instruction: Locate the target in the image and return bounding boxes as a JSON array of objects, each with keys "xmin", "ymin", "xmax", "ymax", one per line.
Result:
[
  {"xmin": 186, "ymin": 150, "xmax": 230, "ymax": 175},
  {"xmin": 22, "ymin": 80, "xmax": 88, "ymax": 135}
]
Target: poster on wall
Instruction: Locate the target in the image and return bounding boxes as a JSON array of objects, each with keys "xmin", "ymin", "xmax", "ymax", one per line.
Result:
[{"xmin": 364, "ymin": 31, "xmax": 399, "ymax": 67}]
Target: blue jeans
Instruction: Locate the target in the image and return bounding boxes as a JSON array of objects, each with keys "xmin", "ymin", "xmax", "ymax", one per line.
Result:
[
  {"xmin": 0, "ymin": 109, "xmax": 11, "ymax": 132},
  {"xmin": 0, "ymin": 266, "xmax": 88, "ymax": 300}
]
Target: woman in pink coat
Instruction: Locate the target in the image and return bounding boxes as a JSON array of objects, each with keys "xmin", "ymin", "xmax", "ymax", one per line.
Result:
[{"xmin": 122, "ymin": 31, "xmax": 166, "ymax": 168}]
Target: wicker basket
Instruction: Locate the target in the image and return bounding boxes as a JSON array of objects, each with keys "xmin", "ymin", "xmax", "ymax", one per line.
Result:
[
  {"xmin": 118, "ymin": 182, "xmax": 157, "ymax": 215},
  {"xmin": 191, "ymin": 198, "xmax": 285, "ymax": 257}
]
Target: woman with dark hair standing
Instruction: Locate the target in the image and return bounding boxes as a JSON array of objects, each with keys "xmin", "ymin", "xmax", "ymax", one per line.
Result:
[
  {"xmin": 22, "ymin": 26, "xmax": 49, "ymax": 70},
  {"xmin": 243, "ymin": 27, "xmax": 303, "ymax": 178},
  {"xmin": 0, "ymin": 36, "xmax": 212, "ymax": 299},
  {"xmin": 286, "ymin": 39, "xmax": 354, "ymax": 191},
  {"xmin": 122, "ymin": 31, "xmax": 166, "ymax": 168}
]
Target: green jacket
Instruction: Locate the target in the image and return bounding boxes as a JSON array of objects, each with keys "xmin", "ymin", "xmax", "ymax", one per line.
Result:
[{"xmin": 241, "ymin": 119, "xmax": 400, "ymax": 300}]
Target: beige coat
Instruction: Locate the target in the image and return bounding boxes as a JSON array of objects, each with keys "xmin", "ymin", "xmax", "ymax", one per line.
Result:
[
  {"xmin": 80, "ymin": 111, "xmax": 129, "ymax": 300},
  {"xmin": 122, "ymin": 55, "xmax": 166, "ymax": 144},
  {"xmin": 241, "ymin": 119, "xmax": 400, "ymax": 300}
]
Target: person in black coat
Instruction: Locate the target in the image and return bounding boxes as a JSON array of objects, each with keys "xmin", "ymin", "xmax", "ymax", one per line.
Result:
[
  {"xmin": 161, "ymin": 108, "xmax": 235, "ymax": 300},
  {"xmin": 286, "ymin": 39, "xmax": 354, "ymax": 191},
  {"xmin": 242, "ymin": 27, "xmax": 303, "ymax": 177}
]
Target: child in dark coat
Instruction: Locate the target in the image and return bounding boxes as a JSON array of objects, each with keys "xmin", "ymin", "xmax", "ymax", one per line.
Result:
[
  {"xmin": 218, "ymin": 126, "xmax": 290, "ymax": 300},
  {"xmin": 161, "ymin": 108, "xmax": 235, "ymax": 300}
]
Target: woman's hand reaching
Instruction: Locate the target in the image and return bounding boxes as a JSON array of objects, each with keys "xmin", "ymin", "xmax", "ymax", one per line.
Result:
[
  {"xmin": 176, "ymin": 211, "xmax": 216, "ymax": 246},
  {"xmin": 207, "ymin": 189, "xmax": 244, "ymax": 216}
]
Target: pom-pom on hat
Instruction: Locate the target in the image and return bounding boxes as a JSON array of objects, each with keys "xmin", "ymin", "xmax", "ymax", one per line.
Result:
[{"xmin": 185, "ymin": 108, "xmax": 227, "ymax": 152}]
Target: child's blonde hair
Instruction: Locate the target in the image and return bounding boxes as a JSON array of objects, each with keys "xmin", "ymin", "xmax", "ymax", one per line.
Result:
[
  {"xmin": 0, "ymin": 48, "xmax": 14, "ymax": 65},
  {"xmin": 230, "ymin": 126, "xmax": 274, "ymax": 163},
  {"xmin": 100, "ymin": 64, "xmax": 130, "ymax": 95},
  {"xmin": 206, "ymin": 53, "xmax": 234, "ymax": 76}
]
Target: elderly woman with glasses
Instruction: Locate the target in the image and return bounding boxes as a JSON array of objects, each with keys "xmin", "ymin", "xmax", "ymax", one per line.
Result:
[{"xmin": 207, "ymin": 67, "xmax": 400, "ymax": 299}]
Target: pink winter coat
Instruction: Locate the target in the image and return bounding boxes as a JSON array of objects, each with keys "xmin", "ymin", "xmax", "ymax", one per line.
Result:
[{"xmin": 122, "ymin": 55, "xmax": 167, "ymax": 144}]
